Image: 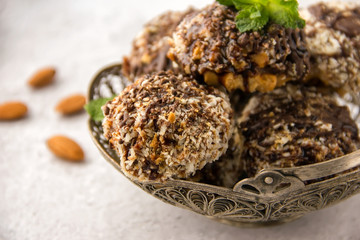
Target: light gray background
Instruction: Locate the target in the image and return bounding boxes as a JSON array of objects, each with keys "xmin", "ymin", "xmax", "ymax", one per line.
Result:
[{"xmin": 1, "ymin": 0, "xmax": 359, "ymax": 239}]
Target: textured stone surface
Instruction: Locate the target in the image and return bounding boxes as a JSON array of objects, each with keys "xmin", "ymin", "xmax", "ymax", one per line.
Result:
[{"xmin": 1, "ymin": 0, "xmax": 360, "ymax": 239}]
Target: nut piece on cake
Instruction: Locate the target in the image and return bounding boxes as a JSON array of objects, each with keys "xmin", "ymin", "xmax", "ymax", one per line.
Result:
[
  {"xmin": 301, "ymin": 2, "xmax": 360, "ymax": 101},
  {"xmin": 122, "ymin": 8, "xmax": 196, "ymax": 81},
  {"xmin": 238, "ymin": 84, "xmax": 360, "ymax": 177},
  {"xmin": 102, "ymin": 71, "xmax": 233, "ymax": 182},
  {"xmin": 168, "ymin": 3, "xmax": 310, "ymax": 93}
]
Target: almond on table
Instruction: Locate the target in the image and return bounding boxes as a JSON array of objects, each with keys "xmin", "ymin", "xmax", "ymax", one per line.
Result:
[
  {"xmin": 55, "ymin": 94, "xmax": 86, "ymax": 115},
  {"xmin": 28, "ymin": 67, "xmax": 56, "ymax": 88},
  {"xmin": 0, "ymin": 101, "xmax": 28, "ymax": 120},
  {"xmin": 47, "ymin": 135, "xmax": 84, "ymax": 162}
]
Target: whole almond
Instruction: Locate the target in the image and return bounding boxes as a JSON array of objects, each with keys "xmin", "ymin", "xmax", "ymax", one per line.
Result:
[
  {"xmin": 55, "ymin": 94, "xmax": 86, "ymax": 115},
  {"xmin": 28, "ymin": 67, "xmax": 56, "ymax": 88},
  {"xmin": 0, "ymin": 101, "xmax": 28, "ymax": 120},
  {"xmin": 47, "ymin": 135, "xmax": 84, "ymax": 162}
]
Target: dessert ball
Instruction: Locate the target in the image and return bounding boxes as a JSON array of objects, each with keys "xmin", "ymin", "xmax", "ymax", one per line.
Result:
[
  {"xmin": 122, "ymin": 9, "xmax": 196, "ymax": 80},
  {"xmin": 200, "ymin": 128, "xmax": 244, "ymax": 188},
  {"xmin": 102, "ymin": 71, "xmax": 233, "ymax": 182},
  {"xmin": 301, "ymin": 2, "xmax": 360, "ymax": 101},
  {"xmin": 168, "ymin": 3, "xmax": 310, "ymax": 93},
  {"xmin": 238, "ymin": 84, "xmax": 360, "ymax": 177}
]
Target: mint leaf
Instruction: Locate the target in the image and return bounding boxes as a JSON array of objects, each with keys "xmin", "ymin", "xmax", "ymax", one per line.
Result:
[
  {"xmin": 217, "ymin": 0, "xmax": 305, "ymax": 32},
  {"xmin": 217, "ymin": 0, "xmax": 234, "ymax": 6},
  {"xmin": 236, "ymin": 4, "xmax": 269, "ymax": 32},
  {"xmin": 268, "ymin": 0, "xmax": 305, "ymax": 29},
  {"xmin": 233, "ymin": 0, "xmax": 266, "ymax": 9},
  {"xmin": 84, "ymin": 97, "xmax": 113, "ymax": 122}
]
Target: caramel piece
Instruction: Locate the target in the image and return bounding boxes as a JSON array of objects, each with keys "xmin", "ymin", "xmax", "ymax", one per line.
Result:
[
  {"xmin": 220, "ymin": 73, "xmax": 244, "ymax": 92},
  {"xmin": 192, "ymin": 44, "xmax": 203, "ymax": 60},
  {"xmin": 276, "ymin": 74, "xmax": 291, "ymax": 87},
  {"xmin": 248, "ymin": 74, "xmax": 277, "ymax": 93},
  {"xmin": 250, "ymin": 52, "xmax": 269, "ymax": 68},
  {"xmin": 141, "ymin": 53, "xmax": 152, "ymax": 64},
  {"xmin": 168, "ymin": 112, "xmax": 176, "ymax": 123},
  {"xmin": 204, "ymin": 71, "xmax": 220, "ymax": 86}
]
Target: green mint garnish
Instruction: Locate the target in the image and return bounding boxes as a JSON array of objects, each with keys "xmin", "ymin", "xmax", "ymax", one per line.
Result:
[
  {"xmin": 235, "ymin": 3, "xmax": 269, "ymax": 32},
  {"xmin": 217, "ymin": 0, "xmax": 234, "ymax": 6},
  {"xmin": 217, "ymin": 0, "xmax": 305, "ymax": 32},
  {"xmin": 268, "ymin": 0, "xmax": 305, "ymax": 29},
  {"xmin": 84, "ymin": 97, "xmax": 113, "ymax": 122}
]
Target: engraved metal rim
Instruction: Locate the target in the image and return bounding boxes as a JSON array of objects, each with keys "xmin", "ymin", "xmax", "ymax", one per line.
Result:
[{"xmin": 87, "ymin": 63, "xmax": 360, "ymax": 225}]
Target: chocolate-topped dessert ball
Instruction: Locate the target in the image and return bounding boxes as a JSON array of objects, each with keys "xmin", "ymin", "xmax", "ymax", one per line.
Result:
[
  {"xmin": 122, "ymin": 9, "xmax": 196, "ymax": 81},
  {"xmin": 102, "ymin": 71, "xmax": 233, "ymax": 182},
  {"xmin": 238, "ymin": 84, "xmax": 360, "ymax": 177},
  {"xmin": 301, "ymin": 2, "xmax": 360, "ymax": 100},
  {"xmin": 168, "ymin": 3, "xmax": 310, "ymax": 93}
]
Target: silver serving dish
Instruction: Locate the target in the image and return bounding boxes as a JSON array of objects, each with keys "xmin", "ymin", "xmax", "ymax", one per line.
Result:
[{"xmin": 88, "ymin": 63, "xmax": 360, "ymax": 227}]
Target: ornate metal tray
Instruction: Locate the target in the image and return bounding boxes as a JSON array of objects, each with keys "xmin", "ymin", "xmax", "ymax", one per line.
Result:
[{"xmin": 88, "ymin": 63, "xmax": 360, "ymax": 226}]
